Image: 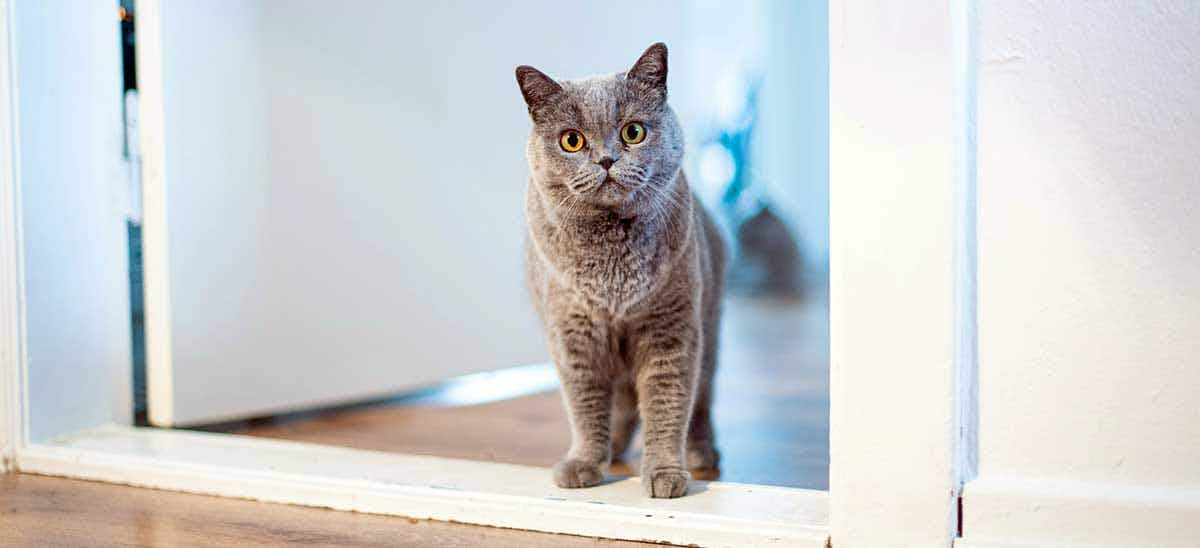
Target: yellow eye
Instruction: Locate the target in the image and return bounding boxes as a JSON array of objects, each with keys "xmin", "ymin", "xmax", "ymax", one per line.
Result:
[
  {"xmin": 560, "ymin": 129, "xmax": 585, "ymax": 152},
  {"xmin": 621, "ymin": 122, "xmax": 646, "ymax": 145}
]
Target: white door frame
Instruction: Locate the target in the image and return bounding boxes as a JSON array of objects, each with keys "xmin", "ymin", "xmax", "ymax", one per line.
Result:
[
  {"xmin": 828, "ymin": 0, "xmax": 975, "ymax": 545},
  {"xmin": 132, "ymin": 0, "xmax": 174, "ymax": 429},
  {"xmin": 0, "ymin": 0, "xmax": 25, "ymax": 475},
  {"xmin": 1, "ymin": 1, "xmax": 974, "ymax": 546}
]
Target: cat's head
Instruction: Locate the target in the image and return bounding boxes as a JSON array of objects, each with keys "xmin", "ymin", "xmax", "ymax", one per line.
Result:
[{"xmin": 516, "ymin": 43, "xmax": 684, "ymax": 212}]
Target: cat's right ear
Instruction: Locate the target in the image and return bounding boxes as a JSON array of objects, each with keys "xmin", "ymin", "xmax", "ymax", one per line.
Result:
[{"xmin": 515, "ymin": 65, "xmax": 563, "ymax": 121}]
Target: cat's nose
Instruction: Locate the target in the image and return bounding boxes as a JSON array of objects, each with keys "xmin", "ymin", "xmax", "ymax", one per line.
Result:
[{"xmin": 597, "ymin": 157, "xmax": 615, "ymax": 170}]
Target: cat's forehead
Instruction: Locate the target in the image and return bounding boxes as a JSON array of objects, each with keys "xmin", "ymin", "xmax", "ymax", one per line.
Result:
[{"xmin": 551, "ymin": 73, "xmax": 655, "ymax": 127}]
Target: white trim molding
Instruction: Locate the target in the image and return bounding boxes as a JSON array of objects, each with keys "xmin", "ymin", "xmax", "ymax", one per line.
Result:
[
  {"xmin": 20, "ymin": 426, "xmax": 830, "ymax": 547},
  {"xmin": 133, "ymin": 0, "xmax": 175, "ymax": 428},
  {"xmin": 958, "ymin": 476, "xmax": 1200, "ymax": 548},
  {"xmin": 829, "ymin": 0, "xmax": 966, "ymax": 546},
  {"xmin": 952, "ymin": 0, "xmax": 980, "ymax": 492},
  {"xmin": 0, "ymin": 0, "xmax": 27, "ymax": 473}
]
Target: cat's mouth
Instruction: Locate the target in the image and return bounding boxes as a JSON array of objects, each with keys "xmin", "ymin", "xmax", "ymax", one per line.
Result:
[
  {"xmin": 602, "ymin": 175, "xmax": 626, "ymax": 189},
  {"xmin": 590, "ymin": 175, "xmax": 634, "ymax": 207}
]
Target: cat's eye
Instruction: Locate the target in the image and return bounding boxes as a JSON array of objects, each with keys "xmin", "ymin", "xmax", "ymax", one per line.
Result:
[
  {"xmin": 621, "ymin": 122, "xmax": 646, "ymax": 145},
  {"xmin": 560, "ymin": 129, "xmax": 585, "ymax": 153}
]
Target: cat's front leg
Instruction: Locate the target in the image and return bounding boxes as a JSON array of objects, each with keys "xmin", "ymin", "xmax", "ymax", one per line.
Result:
[
  {"xmin": 631, "ymin": 302, "xmax": 701, "ymax": 498},
  {"xmin": 548, "ymin": 305, "xmax": 614, "ymax": 489}
]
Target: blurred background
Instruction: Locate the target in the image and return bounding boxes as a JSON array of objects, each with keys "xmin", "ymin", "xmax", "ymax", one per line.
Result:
[{"xmin": 40, "ymin": 1, "xmax": 829, "ymax": 489}]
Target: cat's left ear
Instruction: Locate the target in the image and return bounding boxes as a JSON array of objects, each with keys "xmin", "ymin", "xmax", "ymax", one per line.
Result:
[{"xmin": 627, "ymin": 42, "xmax": 668, "ymax": 101}]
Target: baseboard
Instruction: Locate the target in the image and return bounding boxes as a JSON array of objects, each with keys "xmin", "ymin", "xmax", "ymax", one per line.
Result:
[{"xmin": 959, "ymin": 474, "xmax": 1200, "ymax": 548}]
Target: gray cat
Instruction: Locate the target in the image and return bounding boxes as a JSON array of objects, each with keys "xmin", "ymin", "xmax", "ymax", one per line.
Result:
[{"xmin": 516, "ymin": 43, "xmax": 725, "ymax": 498}]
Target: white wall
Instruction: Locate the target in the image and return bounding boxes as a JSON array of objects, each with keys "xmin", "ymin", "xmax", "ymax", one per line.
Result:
[
  {"xmin": 13, "ymin": 1, "xmax": 131, "ymax": 440},
  {"xmin": 964, "ymin": 2, "xmax": 1200, "ymax": 546}
]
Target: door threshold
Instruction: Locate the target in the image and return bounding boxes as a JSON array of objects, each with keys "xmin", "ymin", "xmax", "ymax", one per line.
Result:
[{"xmin": 18, "ymin": 425, "xmax": 829, "ymax": 547}]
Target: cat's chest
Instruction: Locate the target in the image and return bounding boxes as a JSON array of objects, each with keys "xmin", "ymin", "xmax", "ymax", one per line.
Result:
[{"xmin": 555, "ymin": 220, "xmax": 665, "ymax": 312}]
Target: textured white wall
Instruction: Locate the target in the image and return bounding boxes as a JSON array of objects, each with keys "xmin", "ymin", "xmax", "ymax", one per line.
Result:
[{"xmin": 966, "ymin": 2, "xmax": 1200, "ymax": 545}]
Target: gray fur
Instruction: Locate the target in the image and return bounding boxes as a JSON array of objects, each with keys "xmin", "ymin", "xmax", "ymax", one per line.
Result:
[{"xmin": 517, "ymin": 43, "xmax": 725, "ymax": 498}]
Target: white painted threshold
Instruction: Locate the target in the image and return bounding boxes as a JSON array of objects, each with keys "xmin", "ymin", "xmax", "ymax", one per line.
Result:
[{"xmin": 16, "ymin": 425, "xmax": 829, "ymax": 547}]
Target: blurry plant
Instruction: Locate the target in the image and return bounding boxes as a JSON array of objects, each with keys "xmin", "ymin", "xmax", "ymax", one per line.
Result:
[
  {"xmin": 698, "ymin": 74, "xmax": 804, "ymax": 298},
  {"xmin": 695, "ymin": 73, "xmax": 761, "ymax": 222},
  {"xmin": 715, "ymin": 79, "xmax": 760, "ymax": 221}
]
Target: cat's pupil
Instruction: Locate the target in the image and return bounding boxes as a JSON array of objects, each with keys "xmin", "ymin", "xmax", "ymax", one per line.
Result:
[
  {"xmin": 626, "ymin": 127, "xmax": 636, "ymax": 138},
  {"xmin": 568, "ymin": 134, "xmax": 578, "ymax": 146}
]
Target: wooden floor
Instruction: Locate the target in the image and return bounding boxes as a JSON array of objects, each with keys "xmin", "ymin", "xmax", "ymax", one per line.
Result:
[
  {"xmin": 230, "ymin": 294, "xmax": 830, "ymax": 490},
  {"xmin": 0, "ymin": 473, "xmax": 655, "ymax": 547}
]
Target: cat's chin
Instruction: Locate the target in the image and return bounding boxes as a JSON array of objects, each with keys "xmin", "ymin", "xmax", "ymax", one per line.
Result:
[{"xmin": 590, "ymin": 177, "xmax": 636, "ymax": 208}]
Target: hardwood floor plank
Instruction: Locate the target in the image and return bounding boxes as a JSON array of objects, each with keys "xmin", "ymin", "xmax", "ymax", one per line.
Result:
[{"xmin": 0, "ymin": 473, "xmax": 657, "ymax": 547}]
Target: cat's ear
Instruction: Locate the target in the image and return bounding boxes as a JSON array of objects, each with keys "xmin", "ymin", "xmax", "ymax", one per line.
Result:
[
  {"xmin": 515, "ymin": 65, "xmax": 563, "ymax": 121},
  {"xmin": 627, "ymin": 42, "xmax": 668, "ymax": 93}
]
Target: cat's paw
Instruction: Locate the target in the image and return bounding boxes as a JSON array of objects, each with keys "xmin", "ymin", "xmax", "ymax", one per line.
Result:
[
  {"xmin": 553, "ymin": 459, "xmax": 604, "ymax": 489},
  {"xmin": 641, "ymin": 464, "xmax": 690, "ymax": 498},
  {"xmin": 686, "ymin": 442, "xmax": 720, "ymax": 471}
]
